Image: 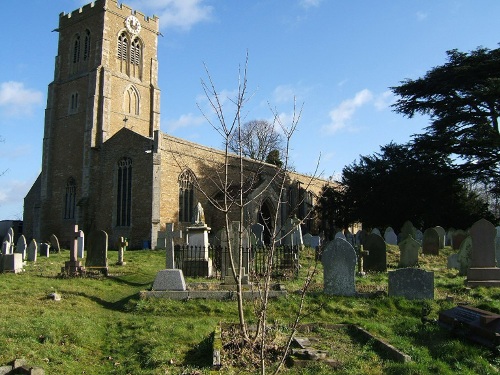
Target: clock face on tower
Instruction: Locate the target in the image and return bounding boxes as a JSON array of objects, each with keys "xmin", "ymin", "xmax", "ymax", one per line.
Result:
[{"xmin": 125, "ymin": 15, "xmax": 141, "ymax": 35}]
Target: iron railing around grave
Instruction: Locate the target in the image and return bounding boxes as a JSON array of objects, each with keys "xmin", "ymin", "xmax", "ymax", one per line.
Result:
[{"xmin": 174, "ymin": 244, "xmax": 300, "ymax": 280}]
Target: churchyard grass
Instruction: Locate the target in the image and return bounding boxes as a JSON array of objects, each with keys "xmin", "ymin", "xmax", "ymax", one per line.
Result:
[{"xmin": 0, "ymin": 246, "xmax": 499, "ymax": 374}]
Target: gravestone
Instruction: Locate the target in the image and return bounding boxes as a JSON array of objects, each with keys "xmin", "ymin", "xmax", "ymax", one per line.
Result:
[
  {"xmin": 388, "ymin": 268, "xmax": 434, "ymax": 299},
  {"xmin": 1, "ymin": 253, "xmax": 23, "ymax": 273},
  {"xmin": 414, "ymin": 230, "xmax": 423, "ymax": 244},
  {"xmin": 355, "ymin": 229, "xmax": 368, "ymax": 247},
  {"xmin": 495, "ymin": 226, "xmax": 500, "ymax": 267},
  {"xmin": 322, "ymin": 238, "xmax": 357, "ymax": 296},
  {"xmin": 310, "ymin": 235, "xmax": 321, "ymax": 249},
  {"xmin": 434, "ymin": 226, "xmax": 446, "ymax": 249},
  {"xmin": 439, "ymin": 305, "xmax": 500, "ymax": 349},
  {"xmin": 2, "ymin": 239, "xmax": 12, "ymax": 255},
  {"xmin": 185, "ymin": 203, "xmax": 212, "ymax": 277},
  {"xmin": 221, "ymin": 222, "xmax": 250, "ymax": 283},
  {"xmin": 364, "ymin": 233, "xmax": 387, "ymax": 272},
  {"xmin": 467, "ymin": 218, "xmax": 500, "ymax": 287},
  {"xmin": 446, "ymin": 228, "xmax": 455, "ymax": 247},
  {"xmin": 77, "ymin": 230, "xmax": 85, "ymax": 258},
  {"xmin": 15, "ymin": 235, "xmax": 27, "ymax": 260},
  {"xmin": 384, "ymin": 228, "xmax": 398, "ymax": 246},
  {"xmin": 50, "ymin": 234, "xmax": 61, "ymax": 253},
  {"xmin": 334, "ymin": 231, "xmax": 346, "ymax": 240},
  {"xmin": 371, "ymin": 228, "xmax": 381, "ymax": 237},
  {"xmin": 458, "ymin": 236, "xmax": 472, "ymax": 276},
  {"xmin": 39, "ymin": 243, "xmax": 50, "ymax": 257},
  {"xmin": 400, "ymin": 221, "xmax": 416, "ymax": 242},
  {"xmin": 152, "ymin": 269, "xmax": 187, "ymax": 291},
  {"xmin": 27, "ymin": 239, "xmax": 37, "ymax": 262},
  {"xmin": 398, "ymin": 236, "xmax": 420, "ymax": 267},
  {"xmin": 447, "ymin": 253, "xmax": 460, "ymax": 270},
  {"xmin": 451, "ymin": 229, "xmax": 468, "ymax": 250},
  {"xmin": 85, "ymin": 230, "xmax": 108, "ymax": 275},
  {"xmin": 164, "ymin": 223, "xmax": 182, "ymax": 269},
  {"xmin": 283, "ymin": 217, "xmax": 303, "ymax": 248},
  {"xmin": 117, "ymin": 237, "xmax": 128, "ymax": 266},
  {"xmin": 7, "ymin": 228, "xmax": 14, "ymax": 253},
  {"xmin": 62, "ymin": 225, "xmax": 85, "ymax": 276},
  {"xmin": 303, "ymin": 233, "xmax": 313, "ymax": 248},
  {"xmin": 250, "ymin": 223, "xmax": 265, "ymax": 247},
  {"xmin": 422, "ymin": 228, "xmax": 440, "ymax": 255}
]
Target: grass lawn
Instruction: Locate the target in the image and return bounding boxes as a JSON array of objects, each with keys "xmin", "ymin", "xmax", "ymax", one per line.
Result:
[{"xmin": 0, "ymin": 245, "xmax": 499, "ymax": 374}]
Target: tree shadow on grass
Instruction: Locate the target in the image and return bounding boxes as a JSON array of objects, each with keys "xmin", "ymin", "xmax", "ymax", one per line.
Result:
[
  {"xmin": 183, "ymin": 332, "xmax": 214, "ymax": 369},
  {"xmin": 64, "ymin": 291, "xmax": 142, "ymax": 312}
]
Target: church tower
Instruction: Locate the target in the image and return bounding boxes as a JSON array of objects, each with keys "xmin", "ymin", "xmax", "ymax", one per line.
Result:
[{"xmin": 24, "ymin": 0, "xmax": 161, "ymax": 247}]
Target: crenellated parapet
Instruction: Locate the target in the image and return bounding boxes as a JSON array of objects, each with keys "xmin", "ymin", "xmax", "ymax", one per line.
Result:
[{"xmin": 59, "ymin": 0, "xmax": 159, "ymax": 32}]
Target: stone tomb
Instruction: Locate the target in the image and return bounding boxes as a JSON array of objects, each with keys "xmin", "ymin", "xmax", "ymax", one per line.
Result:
[
  {"xmin": 185, "ymin": 218, "xmax": 212, "ymax": 277},
  {"xmin": 439, "ymin": 305, "xmax": 500, "ymax": 349},
  {"xmin": 467, "ymin": 218, "xmax": 500, "ymax": 287},
  {"xmin": 322, "ymin": 238, "xmax": 357, "ymax": 296},
  {"xmin": 388, "ymin": 268, "xmax": 434, "ymax": 300}
]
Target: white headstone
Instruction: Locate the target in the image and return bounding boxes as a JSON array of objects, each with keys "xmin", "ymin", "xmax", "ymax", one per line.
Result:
[
  {"xmin": 77, "ymin": 230, "xmax": 85, "ymax": 258},
  {"xmin": 27, "ymin": 239, "xmax": 38, "ymax": 262},
  {"xmin": 15, "ymin": 235, "xmax": 27, "ymax": 260}
]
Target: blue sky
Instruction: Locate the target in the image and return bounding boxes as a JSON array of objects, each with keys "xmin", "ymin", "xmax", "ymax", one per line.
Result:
[{"xmin": 1, "ymin": 0, "xmax": 499, "ymax": 220}]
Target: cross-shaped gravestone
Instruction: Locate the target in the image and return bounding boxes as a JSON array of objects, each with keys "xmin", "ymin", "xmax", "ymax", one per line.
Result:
[
  {"xmin": 165, "ymin": 223, "xmax": 182, "ymax": 269},
  {"xmin": 356, "ymin": 245, "xmax": 369, "ymax": 276},
  {"xmin": 71, "ymin": 225, "xmax": 79, "ymax": 262},
  {"xmin": 117, "ymin": 237, "xmax": 128, "ymax": 266}
]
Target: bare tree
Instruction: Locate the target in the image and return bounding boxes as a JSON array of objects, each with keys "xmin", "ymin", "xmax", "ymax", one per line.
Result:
[
  {"xmin": 228, "ymin": 119, "xmax": 285, "ymax": 163},
  {"xmin": 191, "ymin": 54, "xmax": 321, "ymax": 374}
]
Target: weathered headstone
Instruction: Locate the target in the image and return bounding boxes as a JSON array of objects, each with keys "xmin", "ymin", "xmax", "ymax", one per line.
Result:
[
  {"xmin": 27, "ymin": 239, "xmax": 38, "ymax": 262},
  {"xmin": 384, "ymin": 228, "xmax": 398, "ymax": 246},
  {"xmin": 422, "ymin": 228, "xmax": 440, "ymax": 255},
  {"xmin": 2, "ymin": 239, "xmax": 12, "ymax": 255},
  {"xmin": 303, "ymin": 233, "xmax": 313, "ymax": 248},
  {"xmin": 322, "ymin": 238, "xmax": 357, "ymax": 296},
  {"xmin": 1, "ymin": 253, "xmax": 24, "ymax": 273},
  {"xmin": 310, "ymin": 235, "xmax": 321, "ymax": 249},
  {"xmin": 152, "ymin": 269, "xmax": 186, "ymax": 291},
  {"xmin": 15, "ymin": 235, "xmax": 27, "ymax": 260},
  {"xmin": 388, "ymin": 268, "xmax": 434, "ymax": 300},
  {"xmin": 220, "ymin": 222, "xmax": 250, "ymax": 283},
  {"xmin": 39, "ymin": 243, "xmax": 50, "ymax": 257},
  {"xmin": 447, "ymin": 253, "xmax": 460, "ymax": 270},
  {"xmin": 334, "ymin": 231, "xmax": 346, "ymax": 240},
  {"xmin": 50, "ymin": 234, "xmax": 61, "ymax": 253},
  {"xmin": 250, "ymin": 223, "xmax": 265, "ymax": 248},
  {"xmin": 371, "ymin": 228, "xmax": 381, "ymax": 237},
  {"xmin": 62, "ymin": 225, "xmax": 85, "ymax": 276},
  {"xmin": 283, "ymin": 217, "xmax": 303, "ymax": 248},
  {"xmin": 467, "ymin": 218, "xmax": 500, "ymax": 287},
  {"xmin": 398, "ymin": 236, "xmax": 420, "ymax": 267},
  {"xmin": 414, "ymin": 230, "xmax": 423, "ymax": 244},
  {"xmin": 355, "ymin": 229, "xmax": 368, "ymax": 247},
  {"xmin": 85, "ymin": 230, "xmax": 108, "ymax": 275},
  {"xmin": 434, "ymin": 226, "xmax": 446, "ymax": 249},
  {"xmin": 400, "ymin": 221, "xmax": 416, "ymax": 242},
  {"xmin": 451, "ymin": 229, "xmax": 468, "ymax": 250},
  {"xmin": 458, "ymin": 236, "xmax": 472, "ymax": 276},
  {"xmin": 77, "ymin": 230, "xmax": 85, "ymax": 258},
  {"xmin": 364, "ymin": 233, "xmax": 387, "ymax": 272},
  {"xmin": 445, "ymin": 228, "xmax": 455, "ymax": 247}
]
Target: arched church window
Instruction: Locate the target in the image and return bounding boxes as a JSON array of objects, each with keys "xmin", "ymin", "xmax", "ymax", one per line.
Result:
[
  {"xmin": 72, "ymin": 34, "xmax": 81, "ymax": 64},
  {"xmin": 178, "ymin": 169, "xmax": 196, "ymax": 222},
  {"xmin": 130, "ymin": 37, "xmax": 142, "ymax": 79},
  {"xmin": 117, "ymin": 157, "xmax": 132, "ymax": 227},
  {"xmin": 124, "ymin": 86, "xmax": 140, "ymax": 116},
  {"xmin": 64, "ymin": 177, "xmax": 77, "ymax": 219},
  {"xmin": 83, "ymin": 29, "xmax": 91, "ymax": 61},
  {"xmin": 69, "ymin": 92, "xmax": 79, "ymax": 114},
  {"xmin": 117, "ymin": 32, "xmax": 128, "ymax": 73}
]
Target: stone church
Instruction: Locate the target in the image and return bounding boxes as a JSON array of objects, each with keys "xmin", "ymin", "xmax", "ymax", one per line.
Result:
[{"xmin": 23, "ymin": 0, "xmax": 328, "ymax": 249}]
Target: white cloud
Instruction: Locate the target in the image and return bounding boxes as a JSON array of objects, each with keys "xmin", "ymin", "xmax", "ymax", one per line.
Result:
[
  {"xmin": 416, "ymin": 11, "xmax": 428, "ymax": 21},
  {"xmin": 374, "ymin": 90, "xmax": 395, "ymax": 111},
  {"xmin": 272, "ymin": 85, "xmax": 296, "ymax": 104},
  {"xmin": 130, "ymin": 0, "xmax": 213, "ymax": 31},
  {"xmin": 323, "ymin": 89, "xmax": 373, "ymax": 134},
  {"xmin": 0, "ymin": 179, "xmax": 32, "ymax": 216},
  {"xmin": 0, "ymin": 81, "xmax": 43, "ymax": 116},
  {"xmin": 165, "ymin": 113, "xmax": 205, "ymax": 132},
  {"xmin": 299, "ymin": 0, "xmax": 323, "ymax": 9}
]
